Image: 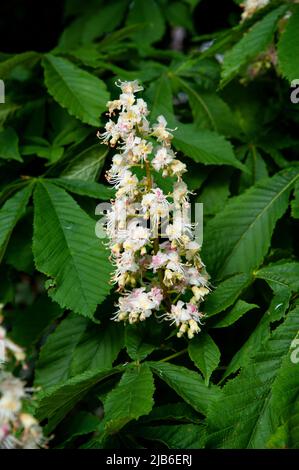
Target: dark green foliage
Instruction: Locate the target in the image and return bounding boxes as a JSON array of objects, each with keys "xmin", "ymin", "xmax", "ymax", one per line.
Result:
[{"xmin": 0, "ymin": 0, "xmax": 298, "ymax": 450}]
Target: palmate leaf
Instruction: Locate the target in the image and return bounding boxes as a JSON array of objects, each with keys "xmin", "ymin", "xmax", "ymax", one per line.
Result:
[
  {"xmin": 57, "ymin": 411, "xmax": 101, "ymax": 448},
  {"xmin": 11, "ymin": 295, "xmax": 62, "ymax": 348},
  {"xmin": 70, "ymin": 321, "xmax": 124, "ymax": 377},
  {"xmin": 212, "ymin": 299, "xmax": 258, "ymax": 329},
  {"xmin": 0, "ymin": 127, "xmax": 22, "ymax": 162},
  {"xmin": 174, "ymin": 76, "xmax": 240, "ymax": 137},
  {"xmin": 61, "ymin": 144, "xmax": 108, "ymax": 181},
  {"xmin": 206, "ymin": 306, "xmax": 299, "ymax": 449},
  {"xmin": 42, "ymin": 54, "xmax": 110, "ymax": 126},
  {"xmin": 198, "ymin": 169, "xmax": 231, "ymax": 216},
  {"xmin": 138, "ymin": 424, "xmax": 206, "ymax": 449},
  {"xmin": 150, "ymin": 362, "xmax": 221, "ymax": 416},
  {"xmin": 204, "ymin": 273, "xmax": 252, "ymax": 317},
  {"xmin": 35, "ymin": 314, "xmax": 87, "ymax": 389},
  {"xmin": 188, "ymin": 334, "xmax": 220, "ymax": 385},
  {"xmin": 269, "ymin": 329, "xmax": 299, "ymax": 449},
  {"xmin": 0, "ymin": 184, "xmax": 33, "ymax": 262},
  {"xmin": 145, "ymin": 73, "xmax": 174, "ymax": 122},
  {"xmin": 49, "ymin": 178, "xmax": 114, "ymax": 200},
  {"xmin": 140, "ymin": 402, "xmax": 201, "ymax": 424},
  {"xmin": 58, "ymin": 0, "xmax": 128, "ymax": 50},
  {"xmin": 291, "ymin": 181, "xmax": 299, "ymax": 219},
  {"xmin": 103, "ymin": 364, "xmax": 155, "ymax": 434},
  {"xmin": 173, "ymin": 123, "xmax": 246, "ymax": 171},
  {"xmin": 32, "ymin": 181, "xmax": 112, "ymax": 318},
  {"xmin": 221, "ymin": 285, "xmax": 291, "ymax": 381},
  {"xmin": 221, "ymin": 5, "xmax": 288, "ymax": 87},
  {"xmin": 201, "ymin": 168, "xmax": 299, "ymax": 279},
  {"xmin": 35, "ymin": 314, "xmax": 123, "ymax": 389},
  {"xmin": 36, "ymin": 368, "xmax": 120, "ymax": 432},
  {"xmin": 0, "ymin": 51, "xmax": 40, "ymax": 78},
  {"xmin": 126, "ymin": 0, "xmax": 165, "ymax": 48},
  {"xmin": 277, "ymin": 5, "xmax": 299, "ymax": 82},
  {"xmin": 256, "ymin": 260, "xmax": 299, "ymax": 292}
]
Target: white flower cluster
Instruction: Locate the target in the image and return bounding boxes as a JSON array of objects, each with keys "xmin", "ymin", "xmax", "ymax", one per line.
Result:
[
  {"xmin": 241, "ymin": 0, "xmax": 269, "ymax": 21},
  {"xmin": 0, "ymin": 324, "xmax": 48, "ymax": 449},
  {"xmin": 98, "ymin": 80, "xmax": 210, "ymax": 339}
]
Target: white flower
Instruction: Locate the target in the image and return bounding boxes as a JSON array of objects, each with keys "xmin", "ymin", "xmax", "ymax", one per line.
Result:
[
  {"xmin": 152, "ymin": 115, "xmax": 173, "ymax": 144},
  {"xmin": 152, "ymin": 146, "xmax": 174, "ymax": 171},
  {"xmin": 114, "ymin": 287, "xmax": 163, "ymax": 322},
  {"xmin": 0, "ymin": 326, "xmax": 25, "ymax": 362},
  {"xmin": 122, "ymin": 220, "xmax": 151, "ymax": 252},
  {"xmin": 116, "ymin": 79, "xmax": 143, "ymax": 94},
  {"xmin": 100, "ymin": 79, "xmax": 210, "ymax": 337},
  {"xmin": 173, "ymin": 180, "xmax": 191, "ymax": 207},
  {"xmin": 185, "ymin": 267, "xmax": 209, "ymax": 287},
  {"xmin": 98, "ymin": 119, "xmax": 120, "ymax": 146},
  {"xmin": 241, "ymin": 0, "xmax": 270, "ymax": 21},
  {"xmin": 149, "ymin": 251, "xmax": 168, "ymax": 271},
  {"xmin": 115, "ymin": 170, "xmax": 139, "ymax": 198},
  {"xmin": 169, "ymin": 159, "xmax": 187, "ymax": 178},
  {"xmin": 164, "ymin": 301, "xmax": 204, "ymax": 339}
]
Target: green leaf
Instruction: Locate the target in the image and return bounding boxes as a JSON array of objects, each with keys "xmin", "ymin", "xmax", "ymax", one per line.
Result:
[
  {"xmin": 174, "ymin": 77, "xmax": 240, "ymax": 137},
  {"xmin": 21, "ymin": 143, "xmax": 64, "ymax": 162},
  {"xmin": 222, "ymin": 286, "xmax": 291, "ymax": 381},
  {"xmin": 270, "ymin": 331, "xmax": 299, "ymax": 448},
  {"xmin": 150, "ymin": 362, "xmax": 221, "ymax": 416},
  {"xmin": 277, "ymin": 5, "xmax": 299, "ymax": 82},
  {"xmin": 138, "ymin": 424, "xmax": 205, "ymax": 449},
  {"xmin": 36, "ymin": 368, "xmax": 119, "ymax": 432},
  {"xmin": 140, "ymin": 402, "xmax": 201, "ymax": 424},
  {"xmin": 291, "ymin": 181, "xmax": 299, "ymax": 219},
  {"xmin": 61, "ymin": 144, "xmax": 108, "ymax": 181},
  {"xmin": 0, "ymin": 102, "xmax": 21, "ymax": 127},
  {"xmin": 11, "ymin": 295, "xmax": 62, "ymax": 347},
  {"xmin": 239, "ymin": 146, "xmax": 268, "ymax": 190},
  {"xmin": 57, "ymin": 411, "xmax": 100, "ymax": 447},
  {"xmin": 5, "ymin": 214, "xmax": 34, "ymax": 274},
  {"xmin": 204, "ymin": 273, "xmax": 252, "ymax": 317},
  {"xmin": 0, "ymin": 127, "xmax": 22, "ymax": 161},
  {"xmin": 0, "ymin": 185, "xmax": 32, "ymax": 262},
  {"xmin": 173, "ymin": 123, "xmax": 246, "ymax": 171},
  {"xmin": 35, "ymin": 314, "xmax": 123, "ymax": 389},
  {"xmin": 58, "ymin": 0, "xmax": 128, "ymax": 50},
  {"xmin": 32, "ymin": 181, "xmax": 111, "ymax": 318},
  {"xmin": 125, "ymin": 324, "xmax": 156, "ymax": 361},
  {"xmin": 42, "ymin": 54, "xmax": 109, "ymax": 126},
  {"xmin": 0, "ymin": 51, "xmax": 40, "ymax": 78},
  {"xmin": 188, "ymin": 334, "xmax": 220, "ymax": 385},
  {"xmin": 206, "ymin": 306, "xmax": 299, "ymax": 448},
  {"xmin": 198, "ymin": 169, "xmax": 231, "ymax": 216},
  {"xmin": 103, "ymin": 364, "xmax": 155, "ymax": 434},
  {"xmin": 256, "ymin": 260, "xmax": 299, "ymax": 293},
  {"xmin": 126, "ymin": 0, "xmax": 165, "ymax": 48},
  {"xmin": 49, "ymin": 178, "xmax": 113, "ymax": 200},
  {"xmin": 212, "ymin": 299, "xmax": 258, "ymax": 328},
  {"xmin": 70, "ymin": 321, "xmax": 124, "ymax": 376},
  {"xmin": 145, "ymin": 73, "xmax": 174, "ymax": 122},
  {"xmin": 201, "ymin": 168, "xmax": 299, "ymax": 279},
  {"xmin": 221, "ymin": 5, "xmax": 288, "ymax": 86},
  {"xmin": 35, "ymin": 314, "xmax": 87, "ymax": 389}
]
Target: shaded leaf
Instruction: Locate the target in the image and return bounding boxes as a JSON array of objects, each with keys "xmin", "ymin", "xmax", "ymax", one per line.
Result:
[
  {"xmin": 33, "ymin": 181, "xmax": 111, "ymax": 318},
  {"xmin": 42, "ymin": 54, "xmax": 109, "ymax": 126}
]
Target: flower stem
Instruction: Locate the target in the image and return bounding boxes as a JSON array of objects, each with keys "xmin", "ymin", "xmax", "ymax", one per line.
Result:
[{"xmin": 159, "ymin": 348, "xmax": 188, "ymax": 363}]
